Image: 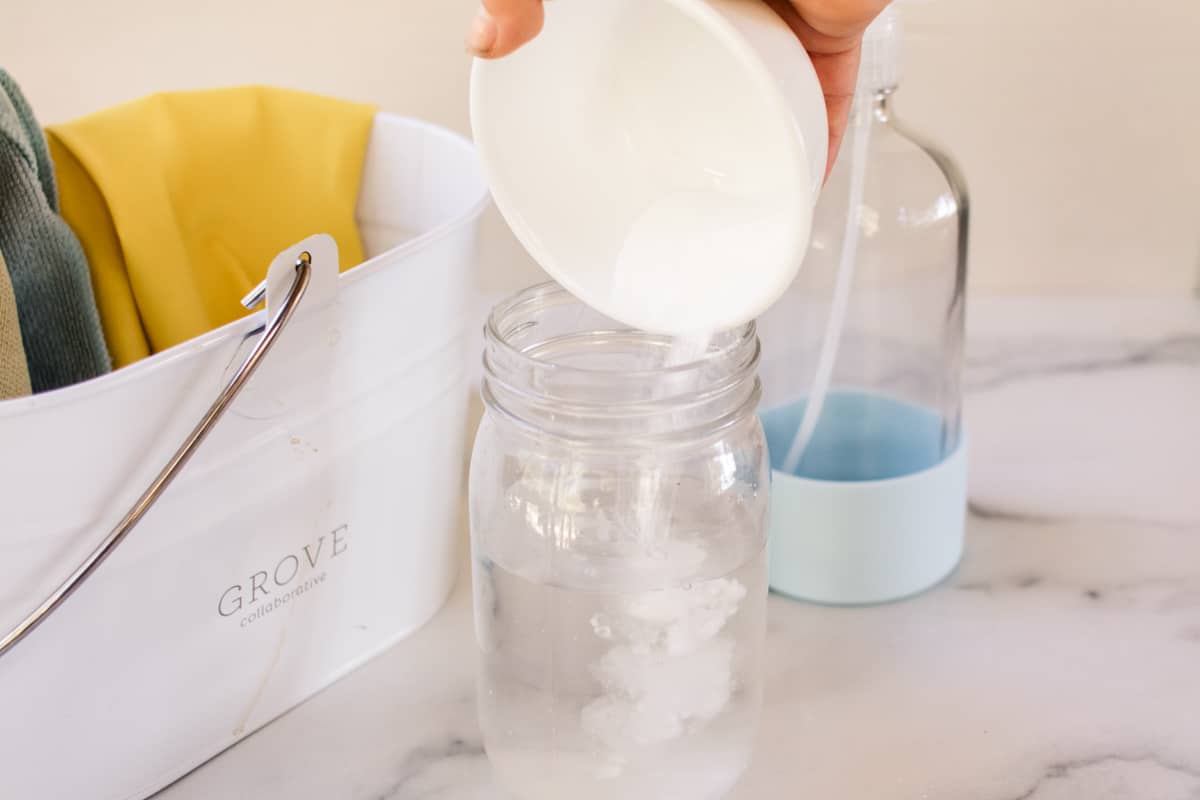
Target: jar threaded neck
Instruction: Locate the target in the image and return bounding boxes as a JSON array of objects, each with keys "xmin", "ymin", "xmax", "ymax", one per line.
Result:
[{"xmin": 482, "ymin": 283, "xmax": 762, "ymax": 444}]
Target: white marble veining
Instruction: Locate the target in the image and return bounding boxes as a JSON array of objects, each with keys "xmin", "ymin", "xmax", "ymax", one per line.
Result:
[{"xmin": 156, "ymin": 296, "xmax": 1200, "ymax": 800}]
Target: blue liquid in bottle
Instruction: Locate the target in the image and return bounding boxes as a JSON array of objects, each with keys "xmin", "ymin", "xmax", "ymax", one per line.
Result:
[{"xmin": 761, "ymin": 391, "xmax": 951, "ymax": 482}]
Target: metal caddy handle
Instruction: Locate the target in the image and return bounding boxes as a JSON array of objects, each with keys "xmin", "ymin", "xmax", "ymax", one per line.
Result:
[{"xmin": 0, "ymin": 253, "xmax": 315, "ymax": 658}]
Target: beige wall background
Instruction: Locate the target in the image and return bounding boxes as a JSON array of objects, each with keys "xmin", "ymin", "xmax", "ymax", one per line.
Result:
[{"xmin": 3, "ymin": 0, "xmax": 1199, "ymax": 294}]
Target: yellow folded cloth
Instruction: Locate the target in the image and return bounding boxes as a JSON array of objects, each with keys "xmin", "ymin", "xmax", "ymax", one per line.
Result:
[{"xmin": 47, "ymin": 87, "xmax": 376, "ymax": 367}]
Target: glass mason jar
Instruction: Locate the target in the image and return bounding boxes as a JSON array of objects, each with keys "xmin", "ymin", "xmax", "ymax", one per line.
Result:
[{"xmin": 469, "ymin": 283, "xmax": 770, "ymax": 800}]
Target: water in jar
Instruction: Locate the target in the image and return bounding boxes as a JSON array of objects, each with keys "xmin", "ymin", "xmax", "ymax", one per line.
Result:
[{"xmin": 473, "ymin": 451, "xmax": 766, "ymax": 800}]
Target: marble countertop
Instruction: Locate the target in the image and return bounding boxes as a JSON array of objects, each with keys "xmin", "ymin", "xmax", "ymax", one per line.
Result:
[{"xmin": 157, "ymin": 296, "xmax": 1200, "ymax": 800}]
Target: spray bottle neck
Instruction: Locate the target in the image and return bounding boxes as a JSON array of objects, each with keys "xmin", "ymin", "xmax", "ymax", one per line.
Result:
[
  {"xmin": 851, "ymin": 85, "xmax": 896, "ymax": 125},
  {"xmin": 859, "ymin": 5, "xmax": 902, "ymax": 105},
  {"xmin": 872, "ymin": 87, "xmax": 895, "ymax": 122}
]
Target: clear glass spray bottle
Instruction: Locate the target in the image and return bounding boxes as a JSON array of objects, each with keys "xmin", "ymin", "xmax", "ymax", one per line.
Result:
[{"xmin": 757, "ymin": 5, "xmax": 971, "ymax": 605}]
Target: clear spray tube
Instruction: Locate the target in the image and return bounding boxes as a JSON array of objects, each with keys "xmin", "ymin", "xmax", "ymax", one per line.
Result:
[{"xmin": 780, "ymin": 94, "xmax": 874, "ymax": 475}]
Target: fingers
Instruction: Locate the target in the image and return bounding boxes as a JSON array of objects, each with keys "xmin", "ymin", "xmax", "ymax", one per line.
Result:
[
  {"xmin": 764, "ymin": 0, "xmax": 885, "ymax": 179},
  {"xmin": 467, "ymin": 0, "xmax": 545, "ymax": 58},
  {"xmin": 785, "ymin": 0, "xmax": 891, "ymax": 43},
  {"xmin": 809, "ymin": 46, "xmax": 863, "ymax": 180}
]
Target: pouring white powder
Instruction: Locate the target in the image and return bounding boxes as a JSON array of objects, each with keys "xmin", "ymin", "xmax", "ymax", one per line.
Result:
[{"xmin": 664, "ymin": 330, "xmax": 714, "ymax": 367}]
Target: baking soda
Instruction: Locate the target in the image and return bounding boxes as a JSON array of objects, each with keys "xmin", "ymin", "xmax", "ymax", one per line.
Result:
[
  {"xmin": 664, "ymin": 330, "xmax": 714, "ymax": 367},
  {"xmin": 607, "ymin": 188, "xmax": 796, "ymax": 335},
  {"xmin": 475, "ymin": 544, "xmax": 765, "ymax": 800}
]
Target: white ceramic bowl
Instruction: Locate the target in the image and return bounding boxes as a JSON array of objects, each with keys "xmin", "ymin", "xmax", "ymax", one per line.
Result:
[{"xmin": 471, "ymin": 0, "xmax": 828, "ymax": 335}]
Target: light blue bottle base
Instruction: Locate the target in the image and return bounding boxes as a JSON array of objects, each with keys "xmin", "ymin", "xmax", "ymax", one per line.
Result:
[{"xmin": 760, "ymin": 392, "xmax": 967, "ymax": 606}]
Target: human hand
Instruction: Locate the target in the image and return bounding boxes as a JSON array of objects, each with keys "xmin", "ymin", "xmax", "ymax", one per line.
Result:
[{"xmin": 466, "ymin": 0, "xmax": 892, "ymax": 178}]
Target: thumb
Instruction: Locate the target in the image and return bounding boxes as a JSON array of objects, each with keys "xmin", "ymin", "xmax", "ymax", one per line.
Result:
[{"xmin": 468, "ymin": 0, "xmax": 545, "ymax": 58}]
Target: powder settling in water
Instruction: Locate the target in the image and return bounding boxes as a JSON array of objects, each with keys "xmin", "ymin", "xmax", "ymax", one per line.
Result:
[{"xmin": 580, "ymin": 540, "xmax": 746, "ymax": 758}]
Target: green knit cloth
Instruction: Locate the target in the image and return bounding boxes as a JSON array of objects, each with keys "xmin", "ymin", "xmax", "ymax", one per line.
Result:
[
  {"xmin": 0, "ymin": 68, "xmax": 109, "ymax": 392},
  {"xmin": 0, "ymin": 246, "xmax": 32, "ymax": 399}
]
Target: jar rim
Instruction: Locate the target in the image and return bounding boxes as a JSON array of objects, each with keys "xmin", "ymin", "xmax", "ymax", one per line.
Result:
[
  {"xmin": 485, "ymin": 282, "xmax": 757, "ymax": 378},
  {"xmin": 481, "ymin": 282, "xmax": 762, "ymax": 443}
]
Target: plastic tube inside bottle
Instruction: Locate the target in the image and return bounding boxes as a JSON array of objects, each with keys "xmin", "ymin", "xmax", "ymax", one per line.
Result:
[{"xmin": 780, "ymin": 96, "xmax": 873, "ymax": 475}]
